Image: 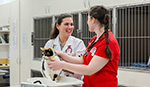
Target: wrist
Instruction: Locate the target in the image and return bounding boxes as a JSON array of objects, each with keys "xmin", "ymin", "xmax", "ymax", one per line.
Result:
[{"xmin": 61, "ymin": 61, "xmax": 66, "ymax": 69}]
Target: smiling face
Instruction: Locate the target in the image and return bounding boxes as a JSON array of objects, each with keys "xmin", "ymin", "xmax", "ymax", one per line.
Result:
[{"xmin": 56, "ymin": 17, "xmax": 74, "ymax": 38}]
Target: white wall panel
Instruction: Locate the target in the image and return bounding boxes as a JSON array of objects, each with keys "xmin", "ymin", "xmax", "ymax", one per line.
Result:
[
  {"xmin": 0, "ymin": 3, "xmax": 10, "ymax": 26},
  {"xmin": 49, "ymin": 0, "xmax": 86, "ymax": 15},
  {"xmin": 31, "ymin": 0, "xmax": 148, "ymax": 16},
  {"xmin": 90, "ymin": 0, "xmax": 144, "ymax": 7},
  {"xmin": 9, "ymin": 0, "xmax": 20, "ymax": 86},
  {"xmin": 20, "ymin": 0, "xmax": 32, "ymax": 83},
  {"xmin": 32, "ymin": 0, "xmax": 87, "ymax": 16},
  {"xmin": 31, "ymin": 0, "xmax": 51, "ymax": 16}
]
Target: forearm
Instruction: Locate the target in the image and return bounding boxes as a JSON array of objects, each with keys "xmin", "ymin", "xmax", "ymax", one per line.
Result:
[
  {"xmin": 49, "ymin": 55, "xmax": 109, "ymax": 76},
  {"xmin": 62, "ymin": 61, "xmax": 92, "ymax": 75},
  {"xmin": 58, "ymin": 52, "xmax": 83, "ymax": 64},
  {"xmin": 61, "ymin": 55, "xmax": 109, "ymax": 76}
]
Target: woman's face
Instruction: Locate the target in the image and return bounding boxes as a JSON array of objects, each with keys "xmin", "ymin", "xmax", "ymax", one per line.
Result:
[
  {"xmin": 87, "ymin": 15, "xmax": 95, "ymax": 32},
  {"xmin": 57, "ymin": 17, "xmax": 74, "ymax": 38}
]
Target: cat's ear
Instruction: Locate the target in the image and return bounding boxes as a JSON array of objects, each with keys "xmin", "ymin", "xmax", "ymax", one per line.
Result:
[
  {"xmin": 40, "ymin": 47, "xmax": 44, "ymax": 51},
  {"xmin": 49, "ymin": 47, "xmax": 54, "ymax": 52},
  {"xmin": 49, "ymin": 48, "xmax": 51, "ymax": 51}
]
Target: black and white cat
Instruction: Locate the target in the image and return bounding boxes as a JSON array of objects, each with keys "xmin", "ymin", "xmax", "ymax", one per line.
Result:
[{"xmin": 40, "ymin": 47, "xmax": 62, "ymax": 81}]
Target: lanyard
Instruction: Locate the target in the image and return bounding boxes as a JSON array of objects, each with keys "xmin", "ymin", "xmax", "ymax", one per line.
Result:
[{"xmin": 84, "ymin": 33, "xmax": 104, "ymax": 57}]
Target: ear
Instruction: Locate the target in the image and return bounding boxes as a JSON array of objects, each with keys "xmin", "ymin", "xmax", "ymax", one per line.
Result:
[
  {"xmin": 56, "ymin": 24, "xmax": 60, "ymax": 30},
  {"xmin": 40, "ymin": 47, "xmax": 44, "ymax": 51},
  {"xmin": 92, "ymin": 17, "xmax": 96, "ymax": 23}
]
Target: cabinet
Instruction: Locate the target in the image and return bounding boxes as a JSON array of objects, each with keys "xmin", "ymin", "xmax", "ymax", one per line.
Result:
[{"xmin": 0, "ymin": 25, "xmax": 10, "ymax": 59}]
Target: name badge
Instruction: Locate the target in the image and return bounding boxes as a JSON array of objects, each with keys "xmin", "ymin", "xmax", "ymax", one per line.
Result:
[{"xmin": 90, "ymin": 47, "xmax": 96, "ymax": 56}]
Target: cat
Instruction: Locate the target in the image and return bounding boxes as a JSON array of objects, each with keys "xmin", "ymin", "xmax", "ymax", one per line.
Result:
[{"xmin": 40, "ymin": 47, "xmax": 62, "ymax": 81}]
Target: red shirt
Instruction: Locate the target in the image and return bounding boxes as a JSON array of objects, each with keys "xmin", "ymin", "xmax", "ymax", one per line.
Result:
[{"xmin": 83, "ymin": 30, "xmax": 120, "ymax": 87}]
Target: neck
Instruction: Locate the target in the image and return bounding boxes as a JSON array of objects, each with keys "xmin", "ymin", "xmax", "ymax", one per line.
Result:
[
  {"xmin": 95, "ymin": 27, "xmax": 105, "ymax": 41},
  {"xmin": 59, "ymin": 35, "xmax": 69, "ymax": 46}
]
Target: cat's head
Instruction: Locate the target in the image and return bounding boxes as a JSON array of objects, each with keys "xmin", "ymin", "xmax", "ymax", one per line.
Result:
[{"xmin": 40, "ymin": 47, "xmax": 54, "ymax": 57}]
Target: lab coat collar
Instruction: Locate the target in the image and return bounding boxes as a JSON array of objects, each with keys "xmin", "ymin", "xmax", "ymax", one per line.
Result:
[
  {"xmin": 53, "ymin": 35, "xmax": 73, "ymax": 46},
  {"xmin": 65, "ymin": 36, "xmax": 73, "ymax": 45},
  {"xmin": 53, "ymin": 35, "xmax": 60, "ymax": 46}
]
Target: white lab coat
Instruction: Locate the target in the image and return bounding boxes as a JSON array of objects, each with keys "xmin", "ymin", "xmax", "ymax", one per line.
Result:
[
  {"xmin": 44, "ymin": 35, "xmax": 86, "ymax": 78},
  {"xmin": 44, "ymin": 35, "xmax": 86, "ymax": 57}
]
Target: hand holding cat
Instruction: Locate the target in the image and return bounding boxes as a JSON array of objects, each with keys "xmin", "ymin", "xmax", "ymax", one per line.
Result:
[{"xmin": 47, "ymin": 59, "xmax": 64, "ymax": 71}]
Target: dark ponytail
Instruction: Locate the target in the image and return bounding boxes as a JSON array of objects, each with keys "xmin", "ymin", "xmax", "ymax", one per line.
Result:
[{"xmin": 89, "ymin": 5, "xmax": 112, "ymax": 58}]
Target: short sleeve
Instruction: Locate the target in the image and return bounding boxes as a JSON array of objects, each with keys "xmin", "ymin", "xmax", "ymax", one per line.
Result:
[
  {"xmin": 75, "ymin": 40, "xmax": 86, "ymax": 57},
  {"xmin": 94, "ymin": 41, "xmax": 116, "ymax": 60},
  {"xmin": 44, "ymin": 40, "xmax": 53, "ymax": 48}
]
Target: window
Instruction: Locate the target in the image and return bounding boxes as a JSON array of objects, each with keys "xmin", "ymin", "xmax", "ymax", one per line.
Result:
[
  {"xmin": 31, "ymin": 70, "xmax": 42, "ymax": 77},
  {"xmin": 72, "ymin": 13, "xmax": 80, "ymax": 38},
  {"xmin": 32, "ymin": 17, "xmax": 52, "ymax": 59},
  {"xmin": 81, "ymin": 11, "xmax": 96, "ymax": 46},
  {"xmin": 116, "ymin": 4, "xmax": 150, "ymax": 70}
]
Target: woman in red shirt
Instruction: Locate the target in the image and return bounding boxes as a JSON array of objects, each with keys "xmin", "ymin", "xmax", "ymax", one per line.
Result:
[{"xmin": 48, "ymin": 5, "xmax": 120, "ymax": 87}]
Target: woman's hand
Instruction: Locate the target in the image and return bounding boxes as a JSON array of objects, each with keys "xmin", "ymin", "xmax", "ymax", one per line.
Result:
[
  {"xmin": 55, "ymin": 51, "xmax": 62, "ymax": 56},
  {"xmin": 47, "ymin": 59, "xmax": 64, "ymax": 71}
]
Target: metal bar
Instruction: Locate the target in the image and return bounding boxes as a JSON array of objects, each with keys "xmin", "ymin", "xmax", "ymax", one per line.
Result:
[
  {"xmin": 134, "ymin": 7, "xmax": 137, "ymax": 65},
  {"xmin": 118, "ymin": 9, "xmax": 121, "ymax": 37},
  {"xmin": 118, "ymin": 9, "xmax": 122, "ymax": 66},
  {"xmin": 73, "ymin": 14, "xmax": 77, "ymax": 37},
  {"xmin": 48, "ymin": 18, "xmax": 51, "ymax": 39},
  {"xmin": 148, "ymin": 5, "xmax": 150, "ymax": 64},
  {"xmin": 143, "ymin": 6, "xmax": 147, "ymax": 64},
  {"xmin": 122, "ymin": 8, "xmax": 125, "ymax": 66},
  {"xmin": 125, "ymin": 8, "xmax": 128, "ymax": 66},
  {"xmin": 137, "ymin": 7, "xmax": 140, "ymax": 65},
  {"xmin": 40, "ymin": 19, "xmax": 43, "ymax": 56},
  {"xmin": 128, "ymin": 8, "xmax": 131, "ymax": 66},
  {"xmin": 141, "ymin": 6, "xmax": 144, "ymax": 64},
  {"xmin": 116, "ymin": 36, "xmax": 150, "ymax": 38},
  {"xmin": 36, "ymin": 20, "xmax": 40, "ymax": 58},
  {"xmin": 50, "ymin": 17, "xmax": 52, "ymax": 37},
  {"xmin": 43, "ymin": 19, "xmax": 46, "ymax": 38},
  {"xmin": 131, "ymin": 7, "xmax": 134, "ymax": 66},
  {"xmin": 46, "ymin": 18, "xmax": 49, "ymax": 39},
  {"xmin": 34, "ymin": 20, "xmax": 36, "ymax": 58}
]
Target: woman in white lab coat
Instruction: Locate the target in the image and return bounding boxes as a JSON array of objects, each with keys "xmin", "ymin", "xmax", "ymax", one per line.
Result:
[{"xmin": 44, "ymin": 13, "xmax": 86, "ymax": 78}]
